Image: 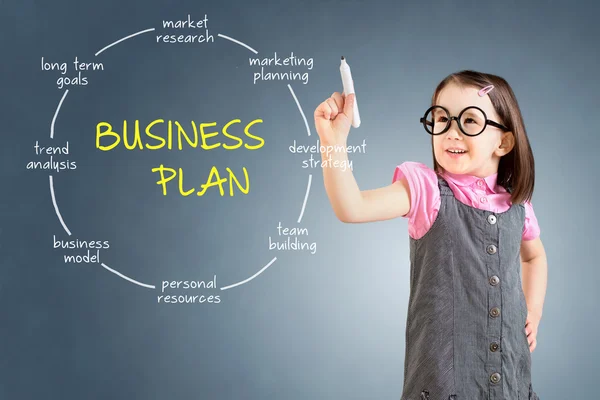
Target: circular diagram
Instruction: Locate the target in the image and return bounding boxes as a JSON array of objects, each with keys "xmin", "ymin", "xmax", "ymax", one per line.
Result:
[{"xmin": 31, "ymin": 14, "xmax": 369, "ymax": 303}]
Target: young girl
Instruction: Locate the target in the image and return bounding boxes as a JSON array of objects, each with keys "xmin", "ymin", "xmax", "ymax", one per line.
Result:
[{"xmin": 313, "ymin": 70, "xmax": 547, "ymax": 400}]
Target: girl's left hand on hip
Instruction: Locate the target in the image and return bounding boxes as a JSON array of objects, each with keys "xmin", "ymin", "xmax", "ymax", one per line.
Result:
[{"xmin": 525, "ymin": 310, "xmax": 541, "ymax": 353}]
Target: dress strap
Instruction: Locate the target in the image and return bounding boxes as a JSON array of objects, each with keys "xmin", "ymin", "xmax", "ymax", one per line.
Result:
[{"xmin": 437, "ymin": 175, "xmax": 454, "ymax": 197}]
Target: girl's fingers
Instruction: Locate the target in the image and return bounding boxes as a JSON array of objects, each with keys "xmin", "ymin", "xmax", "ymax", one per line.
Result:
[
  {"xmin": 316, "ymin": 101, "xmax": 332, "ymax": 120},
  {"xmin": 325, "ymin": 97, "xmax": 339, "ymax": 117},
  {"xmin": 331, "ymin": 92, "xmax": 345, "ymax": 111},
  {"xmin": 529, "ymin": 338, "xmax": 537, "ymax": 352}
]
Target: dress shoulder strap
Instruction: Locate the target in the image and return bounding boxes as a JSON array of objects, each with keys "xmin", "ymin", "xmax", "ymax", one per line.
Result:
[{"xmin": 437, "ymin": 175, "xmax": 454, "ymax": 197}]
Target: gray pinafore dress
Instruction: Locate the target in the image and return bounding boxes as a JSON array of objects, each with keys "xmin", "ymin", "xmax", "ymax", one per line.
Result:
[{"xmin": 401, "ymin": 177, "xmax": 540, "ymax": 400}]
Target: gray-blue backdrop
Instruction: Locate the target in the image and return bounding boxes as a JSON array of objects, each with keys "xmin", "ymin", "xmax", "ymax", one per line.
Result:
[{"xmin": 1, "ymin": 0, "xmax": 597, "ymax": 399}]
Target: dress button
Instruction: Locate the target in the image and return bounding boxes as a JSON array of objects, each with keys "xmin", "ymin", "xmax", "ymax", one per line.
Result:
[
  {"xmin": 489, "ymin": 275, "xmax": 500, "ymax": 286},
  {"xmin": 487, "ymin": 214, "xmax": 497, "ymax": 224},
  {"xmin": 477, "ymin": 180, "xmax": 484, "ymax": 187},
  {"xmin": 480, "ymin": 197, "xmax": 487, "ymax": 203},
  {"xmin": 490, "ymin": 342, "xmax": 500, "ymax": 352},
  {"xmin": 490, "ymin": 307, "xmax": 501, "ymax": 318},
  {"xmin": 490, "ymin": 372, "xmax": 501, "ymax": 384},
  {"xmin": 486, "ymin": 244, "xmax": 497, "ymax": 254}
]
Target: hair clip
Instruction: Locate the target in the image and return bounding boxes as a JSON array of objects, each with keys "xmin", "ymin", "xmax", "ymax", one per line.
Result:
[{"xmin": 478, "ymin": 85, "xmax": 494, "ymax": 97}]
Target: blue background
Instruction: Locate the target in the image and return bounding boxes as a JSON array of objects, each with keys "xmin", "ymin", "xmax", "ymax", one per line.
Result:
[{"xmin": 1, "ymin": 0, "xmax": 597, "ymax": 398}]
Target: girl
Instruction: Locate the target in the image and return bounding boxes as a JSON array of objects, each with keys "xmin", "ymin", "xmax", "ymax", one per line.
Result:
[{"xmin": 313, "ymin": 70, "xmax": 547, "ymax": 400}]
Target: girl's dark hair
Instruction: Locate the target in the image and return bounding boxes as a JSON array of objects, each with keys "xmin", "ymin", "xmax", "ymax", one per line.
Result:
[{"xmin": 430, "ymin": 70, "xmax": 535, "ymax": 204}]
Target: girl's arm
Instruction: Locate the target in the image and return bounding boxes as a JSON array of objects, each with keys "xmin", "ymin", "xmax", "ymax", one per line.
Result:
[
  {"xmin": 520, "ymin": 237, "xmax": 547, "ymax": 319},
  {"xmin": 520, "ymin": 237, "xmax": 547, "ymax": 352},
  {"xmin": 314, "ymin": 92, "xmax": 411, "ymax": 223},
  {"xmin": 323, "ymin": 148, "xmax": 411, "ymax": 223}
]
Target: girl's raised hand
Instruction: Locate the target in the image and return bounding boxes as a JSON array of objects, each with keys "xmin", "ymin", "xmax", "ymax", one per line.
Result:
[{"xmin": 314, "ymin": 92, "xmax": 355, "ymax": 145}]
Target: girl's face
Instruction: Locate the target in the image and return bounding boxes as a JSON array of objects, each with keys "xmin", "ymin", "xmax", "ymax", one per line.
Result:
[{"xmin": 432, "ymin": 83, "xmax": 514, "ymax": 177}]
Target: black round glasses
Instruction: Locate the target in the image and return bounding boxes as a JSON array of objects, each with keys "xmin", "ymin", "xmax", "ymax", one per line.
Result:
[{"xmin": 420, "ymin": 105, "xmax": 509, "ymax": 137}]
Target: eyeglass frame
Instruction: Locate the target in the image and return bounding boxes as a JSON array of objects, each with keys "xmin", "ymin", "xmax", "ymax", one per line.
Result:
[{"xmin": 419, "ymin": 105, "xmax": 510, "ymax": 137}]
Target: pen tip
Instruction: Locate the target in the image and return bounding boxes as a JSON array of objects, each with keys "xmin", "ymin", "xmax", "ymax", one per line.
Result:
[{"xmin": 341, "ymin": 56, "xmax": 344, "ymax": 60}]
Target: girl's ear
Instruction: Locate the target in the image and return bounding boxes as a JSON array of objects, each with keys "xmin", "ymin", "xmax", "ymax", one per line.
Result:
[{"xmin": 496, "ymin": 131, "xmax": 515, "ymax": 156}]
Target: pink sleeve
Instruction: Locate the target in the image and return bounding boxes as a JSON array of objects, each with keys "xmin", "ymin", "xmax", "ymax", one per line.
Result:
[
  {"xmin": 392, "ymin": 162, "xmax": 440, "ymax": 240},
  {"xmin": 522, "ymin": 201, "xmax": 541, "ymax": 241}
]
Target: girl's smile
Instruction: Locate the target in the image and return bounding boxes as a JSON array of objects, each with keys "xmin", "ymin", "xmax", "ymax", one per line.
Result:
[{"xmin": 445, "ymin": 146, "xmax": 468, "ymax": 158}]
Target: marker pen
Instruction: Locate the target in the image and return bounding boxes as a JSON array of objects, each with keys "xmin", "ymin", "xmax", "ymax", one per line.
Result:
[{"xmin": 340, "ymin": 56, "xmax": 361, "ymax": 128}]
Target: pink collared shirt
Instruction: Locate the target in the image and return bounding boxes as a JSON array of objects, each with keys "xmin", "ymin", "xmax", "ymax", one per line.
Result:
[{"xmin": 392, "ymin": 162, "xmax": 540, "ymax": 241}]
